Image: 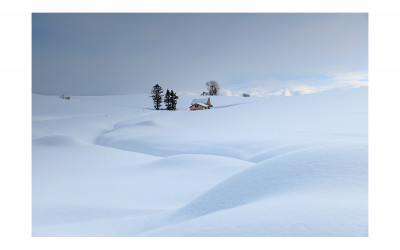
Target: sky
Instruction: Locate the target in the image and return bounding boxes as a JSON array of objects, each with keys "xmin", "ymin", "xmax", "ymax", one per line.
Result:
[{"xmin": 32, "ymin": 13, "xmax": 368, "ymax": 96}]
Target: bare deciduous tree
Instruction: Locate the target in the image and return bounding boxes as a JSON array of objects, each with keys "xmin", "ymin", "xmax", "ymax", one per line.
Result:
[{"xmin": 205, "ymin": 81, "xmax": 220, "ymax": 96}]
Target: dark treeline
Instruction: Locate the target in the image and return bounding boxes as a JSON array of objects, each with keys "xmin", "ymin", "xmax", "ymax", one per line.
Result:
[{"xmin": 150, "ymin": 84, "xmax": 179, "ymax": 110}]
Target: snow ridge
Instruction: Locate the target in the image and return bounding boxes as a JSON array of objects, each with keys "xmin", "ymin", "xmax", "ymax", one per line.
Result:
[{"xmin": 32, "ymin": 87, "xmax": 368, "ymax": 236}]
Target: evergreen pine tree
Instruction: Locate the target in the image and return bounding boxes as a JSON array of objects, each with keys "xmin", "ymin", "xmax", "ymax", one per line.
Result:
[
  {"xmin": 164, "ymin": 89, "xmax": 171, "ymax": 110},
  {"xmin": 170, "ymin": 90, "xmax": 179, "ymax": 110},
  {"xmin": 150, "ymin": 84, "xmax": 163, "ymax": 110}
]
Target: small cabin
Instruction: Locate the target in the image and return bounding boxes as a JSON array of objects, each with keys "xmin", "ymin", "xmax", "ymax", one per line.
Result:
[{"xmin": 189, "ymin": 98, "xmax": 213, "ymax": 111}]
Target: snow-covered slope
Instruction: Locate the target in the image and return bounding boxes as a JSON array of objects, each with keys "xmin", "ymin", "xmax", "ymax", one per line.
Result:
[{"xmin": 32, "ymin": 87, "xmax": 368, "ymax": 236}]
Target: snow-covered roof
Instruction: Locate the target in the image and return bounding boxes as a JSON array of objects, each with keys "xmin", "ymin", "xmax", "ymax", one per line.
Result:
[
  {"xmin": 190, "ymin": 103, "xmax": 209, "ymax": 107},
  {"xmin": 191, "ymin": 98, "xmax": 209, "ymax": 105}
]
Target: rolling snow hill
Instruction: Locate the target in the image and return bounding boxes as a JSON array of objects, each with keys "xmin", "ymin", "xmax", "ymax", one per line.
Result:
[{"xmin": 32, "ymin": 87, "xmax": 368, "ymax": 236}]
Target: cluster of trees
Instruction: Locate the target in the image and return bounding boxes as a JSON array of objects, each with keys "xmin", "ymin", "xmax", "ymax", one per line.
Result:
[
  {"xmin": 151, "ymin": 80, "xmax": 221, "ymax": 110},
  {"xmin": 150, "ymin": 84, "xmax": 178, "ymax": 110},
  {"xmin": 59, "ymin": 94, "xmax": 70, "ymax": 100}
]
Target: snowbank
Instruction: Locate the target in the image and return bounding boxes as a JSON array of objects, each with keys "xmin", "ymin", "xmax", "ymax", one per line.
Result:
[{"xmin": 32, "ymin": 87, "xmax": 368, "ymax": 236}]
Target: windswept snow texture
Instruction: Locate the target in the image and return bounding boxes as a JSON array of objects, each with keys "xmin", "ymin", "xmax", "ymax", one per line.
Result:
[{"xmin": 32, "ymin": 87, "xmax": 368, "ymax": 236}]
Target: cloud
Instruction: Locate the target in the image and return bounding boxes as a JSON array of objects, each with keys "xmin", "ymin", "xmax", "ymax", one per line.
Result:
[
  {"xmin": 32, "ymin": 14, "xmax": 367, "ymax": 95},
  {"xmin": 221, "ymin": 71, "xmax": 368, "ymax": 97},
  {"xmin": 331, "ymin": 71, "xmax": 368, "ymax": 88},
  {"xmin": 220, "ymin": 89, "xmax": 234, "ymax": 96}
]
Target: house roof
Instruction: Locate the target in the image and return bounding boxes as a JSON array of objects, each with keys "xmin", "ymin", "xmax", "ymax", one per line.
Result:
[
  {"xmin": 191, "ymin": 98, "xmax": 209, "ymax": 105},
  {"xmin": 190, "ymin": 103, "xmax": 209, "ymax": 107}
]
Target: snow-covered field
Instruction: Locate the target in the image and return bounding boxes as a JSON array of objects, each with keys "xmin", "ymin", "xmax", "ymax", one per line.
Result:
[{"xmin": 32, "ymin": 87, "xmax": 368, "ymax": 236}]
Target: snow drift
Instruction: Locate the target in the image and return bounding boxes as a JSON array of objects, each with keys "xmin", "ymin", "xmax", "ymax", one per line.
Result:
[{"xmin": 32, "ymin": 87, "xmax": 368, "ymax": 236}]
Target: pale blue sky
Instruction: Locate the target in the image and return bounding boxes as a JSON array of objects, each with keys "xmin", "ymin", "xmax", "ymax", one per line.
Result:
[{"xmin": 32, "ymin": 13, "xmax": 368, "ymax": 96}]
